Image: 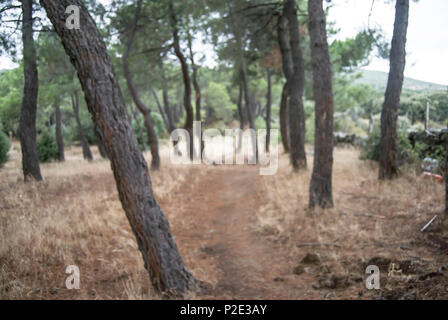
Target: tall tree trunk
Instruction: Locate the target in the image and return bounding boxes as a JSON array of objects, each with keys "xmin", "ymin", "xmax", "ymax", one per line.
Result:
[
  {"xmin": 241, "ymin": 61, "xmax": 258, "ymax": 161},
  {"xmin": 169, "ymin": 0, "xmax": 194, "ymax": 160},
  {"xmin": 55, "ymin": 103, "xmax": 65, "ymax": 162},
  {"xmin": 236, "ymin": 81, "xmax": 244, "ymax": 152},
  {"xmin": 158, "ymin": 56, "xmax": 175, "ymax": 132},
  {"xmin": 278, "ymin": 0, "xmax": 307, "ymax": 170},
  {"xmin": 71, "ymin": 92, "xmax": 93, "ymax": 161},
  {"xmin": 280, "ymin": 82, "xmax": 290, "ymax": 153},
  {"xmin": 19, "ymin": 0, "xmax": 42, "ymax": 181},
  {"xmin": 130, "ymin": 102, "xmax": 147, "ymax": 152},
  {"xmin": 122, "ymin": 0, "xmax": 160, "ymax": 170},
  {"xmin": 187, "ymin": 31, "xmax": 202, "ymax": 122},
  {"xmin": 150, "ymin": 87, "xmax": 170, "ymax": 134},
  {"xmin": 308, "ymin": 0, "xmax": 334, "ymax": 209},
  {"xmin": 39, "ymin": 0, "xmax": 197, "ymax": 296},
  {"xmin": 379, "ymin": 0, "xmax": 409, "ymax": 180},
  {"xmin": 265, "ymin": 69, "xmax": 272, "ymax": 153}
]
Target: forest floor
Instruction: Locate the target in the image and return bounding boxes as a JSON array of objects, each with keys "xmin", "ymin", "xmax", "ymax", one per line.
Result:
[{"xmin": 1, "ymin": 141, "xmax": 448, "ymax": 300}]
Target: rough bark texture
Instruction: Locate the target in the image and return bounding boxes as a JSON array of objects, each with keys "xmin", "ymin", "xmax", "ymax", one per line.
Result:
[
  {"xmin": 308, "ymin": 0, "xmax": 334, "ymax": 209},
  {"xmin": 265, "ymin": 69, "xmax": 272, "ymax": 153},
  {"xmin": 39, "ymin": 0, "xmax": 197, "ymax": 296},
  {"xmin": 379, "ymin": 0, "xmax": 409, "ymax": 180},
  {"xmin": 279, "ymin": 82, "xmax": 290, "ymax": 153},
  {"xmin": 169, "ymin": 0, "xmax": 194, "ymax": 160},
  {"xmin": 278, "ymin": 0, "xmax": 307, "ymax": 170},
  {"xmin": 55, "ymin": 103, "xmax": 65, "ymax": 162},
  {"xmin": 123, "ymin": 0, "xmax": 160, "ymax": 170},
  {"xmin": 19, "ymin": 0, "xmax": 42, "ymax": 181},
  {"xmin": 71, "ymin": 92, "xmax": 93, "ymax": 161}
]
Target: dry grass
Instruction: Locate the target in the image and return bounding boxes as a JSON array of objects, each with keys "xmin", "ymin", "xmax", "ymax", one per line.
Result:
[
  {"xmin": 0, "ymin": 141, "xmax": 187, "ymax": 300},
  {"xmin": 257, "ymin": 146, "xmax": 448, "ymax": 299},
  {"xmin": 1, "ymin": 141, "xmax": 448, "ymax": 300}
]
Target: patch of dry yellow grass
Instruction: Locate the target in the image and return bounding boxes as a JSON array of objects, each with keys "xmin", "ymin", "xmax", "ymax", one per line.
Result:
[
  {"xmin": 0, "ymin": 141, "xmax": 187, "ymax": 300},
  {"xmin": 257, "ymin": 146, "xmax": 447, "ymax": 298}
]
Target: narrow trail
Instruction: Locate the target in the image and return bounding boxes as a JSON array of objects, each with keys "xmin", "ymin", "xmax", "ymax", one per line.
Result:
[{"xmin": 164, "ymin": 165, "xmax": 319, "ymax": 299}]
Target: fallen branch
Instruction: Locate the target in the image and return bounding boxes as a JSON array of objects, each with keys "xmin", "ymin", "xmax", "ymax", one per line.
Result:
[{"xmin": 420, "ymin": 215, "xmax": 438, "ymax": 232}]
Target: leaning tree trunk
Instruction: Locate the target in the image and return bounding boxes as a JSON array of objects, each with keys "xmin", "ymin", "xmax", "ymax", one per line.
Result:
[
  {"xmin": 39, "ymin": 0, "xmax": 197, "ymax": 296},
  {"xmin": 278, "ymin": 0, "xmax": 307, "ymax": 170},
  {"xmin": 55, "ymin": 103, "xmax": 65, "ymax": 162},
  {"xmin": 169, "ymin": 0, "xmax": 194, "ymax": 160},
  {"xmin": 308, "ymin": 0, "xmax": 334, "ymax": 209},
  {"xmin": 379, "ymin": 0, "xmax": 409, "ymax": 180},
  {"xmin": 279, "ymin": 82, "xmax": 290, "ymax": 153},
  {"xmin": 123, "ymin": 0, "xmax": 160, "ymax": 170},
  {"xmin": 265, "ymin": 69, "xmax": 272, "ymax": 153},
  {"xmin": 72, "ymin": 91, "xmax": 93, "ymax": 161},
  {"xmin": 19, "ymin": 0, "xmax": 42, "ymax": 181}
]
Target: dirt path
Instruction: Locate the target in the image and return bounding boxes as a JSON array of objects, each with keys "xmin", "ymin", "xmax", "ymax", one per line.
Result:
[{"xmin": 164, "ymin": 165, "xmax": 319, "ymax": 299}]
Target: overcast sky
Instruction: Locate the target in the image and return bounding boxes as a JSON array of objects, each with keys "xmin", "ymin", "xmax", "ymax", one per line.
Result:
[
  {"xmin": 1, "ymin": 0, "xmax": 447, "ymax": 86},
  {"xmin": 328, "ymin": 0, "xmax": 448, "ymax": 85}
]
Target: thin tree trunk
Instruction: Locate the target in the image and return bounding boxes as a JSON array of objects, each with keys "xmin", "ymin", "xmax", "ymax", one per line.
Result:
[
  {"xmin": 150, "ymin": 87, "xmax": 170, "ymax": 133},
  {"xmin": 379, "ymin": 0, "xmax": 409, "ymax": 180},
  {"xmin": 122, "ymin": 0, "xmax": 160, "ymax": 170},
  {"xmin": 169, "ymin": 0, "xmax": 194, "ymax": 160},
  {"xmin": 39, "ymin": 0, "xmax": 197, "ymax": 296},
  {"xmin": 278, "ymin": 0, "xmax": 307, "ymax": 170},
  {"xmin": 241, "ymin": 62, "xmax": 258, "ymax": 161},
  {"xmin": 236, "ymin": 81, "xmax": 244, "ymax": 152},
  {"xmin": 265, "ymin": 69, "xmax": 272, "ymax": 153},
  {"xmin": 280, "ymin": 82, "xmax": 290, "ymax": 153},
  {"xmin": 71, "ymin": 92, "xmax": 93, "ymax": 161},
  {"xmin": 158, "ymin": 56, "xmax": 175, "ymax": 132},
  {"xmin": 55, "ymin": 103, "xmax": 65, "ymax": 162},
  {"xmin": 187, "ymin": 31, "xmax": 202, "ymax": 123},
  {"xmin": 308, "ymin": 0, "xmax": 334, "ymax": 209},
  {"xmin": 130, "ymin": 102, "xmax": 147, "ymax": 152},
  {"xmin": 19, "ymin": 0, "xmax": 42, "ymax": 181}
]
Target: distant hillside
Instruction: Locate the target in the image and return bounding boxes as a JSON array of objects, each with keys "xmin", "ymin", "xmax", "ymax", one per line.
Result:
[{"xmin": 356, "ymin": 70, "xmax": 446, "ymax": 92}]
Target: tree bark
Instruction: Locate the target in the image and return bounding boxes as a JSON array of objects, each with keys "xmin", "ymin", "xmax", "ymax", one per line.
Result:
[
  {"xmin": 187, "ymin": 30, "xmax": 202, "ymax": 123},
  {"xmin": 150, "ymin": 87, "xmax": 170, "ymax": 133},
  {"xmin": 71, "ymin": 92, "xmax": 93, "ymax": 161},
  {"xmin": 19, "ymin": 0, "xmax": 42, "ymax": 181},
  {"xmin": 265, "ymin": 69, "xmax": 272, "ymax": 153},
  {"xmin": 55, "ymin": 103, "xmax": 65, "ymax": 162},
  {"xmin": 379, "ymin": 0, "xmax": 409, "ymax": 180},
  {"xmin": 280, "ymin": 82, "xmax": 290, "ymax": 153},
  {"xmin": 169, "ymin": 0, "xmax": 194, "ymax": 160},
  {"xmin": 236, "ymin": 81, "xmax": 244, "ymax": 152},
  {"xmin": 158, "ymin": 56, "xmax": 176, "ymax": 133},
  {"xmin": 39, "ymin": 0, "xmax": 197, "ymax": 296},
  {"xmin": 123, "ymin": 0, "xmax": 160, "ymax": 170},
  {"xmin": 278, "ymin": 0, "xmax": 307, "ymax": 170},
  {"xmin": 308, "ymin": 0, "xmax": 334, "ymax": 209}
]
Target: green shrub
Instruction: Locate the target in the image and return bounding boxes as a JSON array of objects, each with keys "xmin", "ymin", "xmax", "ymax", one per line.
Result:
[
  {"xmin": 360, "ymin": 127, "xmax": 417, "ymax": 165},
  {"xmin": 37, "ymin": 130, "xmax": 59, "ymax": 163},
  {"xmin": 0, "ymin": 130, "xmax": 11, "ymax": 168}
]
